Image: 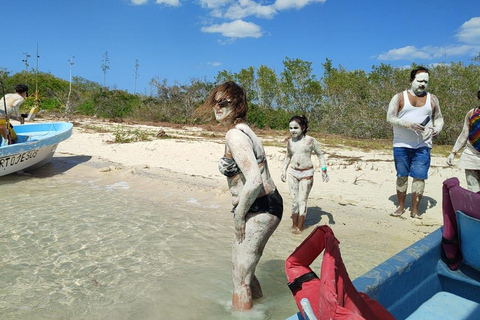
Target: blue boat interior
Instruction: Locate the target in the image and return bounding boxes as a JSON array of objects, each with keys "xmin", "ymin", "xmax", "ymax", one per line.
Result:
[
  {"xmin": 1, "ymin": 122, "xmax": 72, "ymax": 149},
  {"xmin": 15, "ymin": 123, "xmax": 68, "ymax": 142},
  {"xmin": 353, "ymin": 210, "xmax": 480, "ymax": 320}
]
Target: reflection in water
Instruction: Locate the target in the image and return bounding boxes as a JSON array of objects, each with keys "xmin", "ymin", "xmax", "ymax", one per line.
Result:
[{"xmin": 0, "ymin": 176, "xmax": 295, "ymax": 319}]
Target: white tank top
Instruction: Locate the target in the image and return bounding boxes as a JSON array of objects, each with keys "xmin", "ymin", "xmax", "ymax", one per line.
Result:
[{"xmin": 393, "ymin": 91, "xmax": 433, "ymax": 148}]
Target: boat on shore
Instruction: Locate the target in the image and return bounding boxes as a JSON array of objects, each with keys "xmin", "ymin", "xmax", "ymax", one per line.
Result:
[
  {"xmin": 353, "ymin": 178, "xmax": 480, "ymax": 320},
  {"xmin": 287, "ymin": 178, "xmax": 480, "ymax": 320},
  {"xmin": 0, "ymin": 122, "xmax": 73, "ymax": 177}
]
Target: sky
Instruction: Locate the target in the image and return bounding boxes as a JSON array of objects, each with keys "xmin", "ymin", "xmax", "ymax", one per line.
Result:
[{"xmin": 1, "ymin": 0, "xmax": 480, "ymax": 95}]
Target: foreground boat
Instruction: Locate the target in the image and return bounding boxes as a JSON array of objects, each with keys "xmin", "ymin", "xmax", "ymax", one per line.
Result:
[
  {"xmin": 353, "ymin": 225, "xmax": 480, "ymax": 320},
  {"xmin": 0, "ymin": 122, "xmax": 73, "ymax": 177},
  {"xmin": 353, "ymin": 178, "xmax": 480, "ymax": 320},
  {"xmin": 287, "ymin": 178, "xmax": 480, "ymax": 320}
]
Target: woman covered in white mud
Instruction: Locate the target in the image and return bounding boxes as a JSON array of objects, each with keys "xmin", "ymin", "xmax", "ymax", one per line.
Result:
[
  {"xmin": 281, "ymin": 115, "xmax": 329, "ymax": 234},
  {"xmin": 199, "ymin": 81, "xmax": 283, "ymax": 310},
  {"xmin": 446, "ymin": 87, "xmax": 480, "ymax": 192}
]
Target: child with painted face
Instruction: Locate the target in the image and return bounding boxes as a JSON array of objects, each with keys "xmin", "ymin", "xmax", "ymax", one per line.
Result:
[
  {"xmin": 281, "ymin": 115, "xmax": 329, "ymax": 234},
  {"xmin": 200, "ymin": 81, "xmax": 282, "ymax": 311},
  {"xmin": 387, "ymin": 67, "xmax": 444, "ymax": 219}
]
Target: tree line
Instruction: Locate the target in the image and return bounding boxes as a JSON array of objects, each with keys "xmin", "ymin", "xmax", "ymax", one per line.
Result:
[{"xmin": 1, "ymin": 55, "xmax": 480, "ymax": 145}]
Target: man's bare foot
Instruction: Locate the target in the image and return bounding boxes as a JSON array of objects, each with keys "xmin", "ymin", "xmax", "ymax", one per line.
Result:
[
  {"xmin": 291, "ymin": 213, "xmax": 299, "ymax": 229},
  {"xmin": 390, "ymin": 208, "xmax": 405, "ymax": 217},
  {"xmin": 410, "ymin": 211, "xmax": 423, "ymax": 219},
  {"xmin": 292, "ymin": 227, "xmax": 303, "ymax": 234}
]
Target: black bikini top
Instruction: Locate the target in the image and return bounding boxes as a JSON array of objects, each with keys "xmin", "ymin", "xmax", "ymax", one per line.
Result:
[{"xmin": 218, "ymin": 126, "xmax": 266, "ymax": 177}]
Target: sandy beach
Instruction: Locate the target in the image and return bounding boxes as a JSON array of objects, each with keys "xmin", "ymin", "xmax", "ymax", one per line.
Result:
[
  {"xmin": 13, "ymin": 118, "xmax": 465, "ymax": 278},
  {"xmin": 3, "ymin": 116, "xmax": 469, "ymax": 318},
  {"xmin": 37, "ymin": 116, "xmax": 463, "ymax": 275}
]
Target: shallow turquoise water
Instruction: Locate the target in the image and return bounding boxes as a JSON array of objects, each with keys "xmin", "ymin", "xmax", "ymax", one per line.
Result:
[{"xmin": 0, "ymin": 172, "xmax": 296, "ymax": 320}]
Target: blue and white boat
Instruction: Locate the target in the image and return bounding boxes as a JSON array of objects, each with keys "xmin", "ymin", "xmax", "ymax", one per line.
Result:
[
  {"xmin": 0, "ymin": 122, "xmax": 73, "ymax": 177},
  {"xmin": 287, "ymin": 178, "xmax": 480, "ymax": 320}
]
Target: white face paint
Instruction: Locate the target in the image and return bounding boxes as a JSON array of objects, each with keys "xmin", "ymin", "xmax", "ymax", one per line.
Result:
[
  {"xmin": 213, "ymin": 93, "xmax": 234, "ymax": 122},
  {"xmin": 410, "ymin": 72, "xmax": 429, "ymax": 95},
  {"xmin": 289, "ymin": 121, "xmax": 303, "ymax": 138}
]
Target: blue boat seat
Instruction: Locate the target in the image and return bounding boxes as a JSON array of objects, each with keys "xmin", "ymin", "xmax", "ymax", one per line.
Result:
[
  {"xmin": 457, "ymin": 211, "xmax": 480, "ymax": 272},
  {"xmin": 405, "ymin": 291, "xmax": 480, "ymax": 320}
]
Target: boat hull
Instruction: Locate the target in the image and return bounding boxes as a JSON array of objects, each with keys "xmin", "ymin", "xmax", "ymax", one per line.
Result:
[{"xmin": 0, "ymin": 122, "xmax": 73, "ymax": 177}]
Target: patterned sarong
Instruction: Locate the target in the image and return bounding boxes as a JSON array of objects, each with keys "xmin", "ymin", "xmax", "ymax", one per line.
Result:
[{"xmin": 468, "ymin": 107, "xmax": 480, "ymax": 152}]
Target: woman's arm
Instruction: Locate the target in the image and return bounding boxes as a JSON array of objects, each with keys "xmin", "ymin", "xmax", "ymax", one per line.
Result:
[
  {"xmin": 453, "ymin": 109, "xmax": 472, "ymax": 153},
  {"xmin": 281, "ymin": 140, "xmax": 292, "ymax": 182},
  {"xmin": 226, "ymin": 129, "xmax": 263, "ymax": 243},
  {"xmin": 447, "ymin": 109, "xmax": 472, "ymax": 166}
]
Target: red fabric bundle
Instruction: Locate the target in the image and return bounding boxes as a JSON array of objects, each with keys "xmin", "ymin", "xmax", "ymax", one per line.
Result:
[{"xmin": 285, "ymin": 225, "xmax": 394, "ymax": 320}]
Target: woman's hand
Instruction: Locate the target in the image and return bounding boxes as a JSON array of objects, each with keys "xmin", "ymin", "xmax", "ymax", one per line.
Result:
[
  {"xmin": 234, "ymin": 216, "xmax": 246, "ymax": 244},
  {"xmin": 446, "ymin": 153, "xmax": 455, "ymax": 166}
]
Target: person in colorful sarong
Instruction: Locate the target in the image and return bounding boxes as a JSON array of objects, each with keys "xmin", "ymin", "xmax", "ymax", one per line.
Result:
[
  {"xmin": 446, "ymin": 88, "xmax": 480, "ymax": 192},
  {"xmin": 199, "ymin": 81, "xmax": 283, "ymax": 311},
  {"xmin": 281, "ymin": 115, "xmax": 329, "ymax": 234},
  {"xmin": 387, "ymin": 67, "xmax": 444, "ymax": 219}
]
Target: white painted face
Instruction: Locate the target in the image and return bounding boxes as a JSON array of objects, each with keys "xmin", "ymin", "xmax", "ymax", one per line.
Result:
[
  {"xmin": 411, "ymin": 72, "xmax": 429, "ymax": 95},
  {"xmin": 213, "ymin": 92, "xmax": 234, "ymax": 122},
  {"xmin": 289, "ymin": 121, "xmax": 303, "ymax": 138}
]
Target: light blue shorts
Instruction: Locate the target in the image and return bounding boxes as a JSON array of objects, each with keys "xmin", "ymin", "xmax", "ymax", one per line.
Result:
[{"xmin": 393, "ymin": 147, "xmax": 431, "ymax": 179}]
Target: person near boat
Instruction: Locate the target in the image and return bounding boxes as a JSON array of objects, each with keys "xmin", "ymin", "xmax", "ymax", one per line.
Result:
[
  {"xmin": 281, "ymin": 115, "xmax": 329, "ymax": 234},
  {"xmin": 446, "ymin": 87, "xmax": 480, "ymax": 192},
  {"xmin": 0, "ymin": 84, "xmax": 29, "ymax": 144},
  {"xmin": 197, "ymin": 81, "xmax": 283, "ymax": 310},
  {"xmin": 386, "ymin": 67, "xmax": 444, "ymax": 219}
]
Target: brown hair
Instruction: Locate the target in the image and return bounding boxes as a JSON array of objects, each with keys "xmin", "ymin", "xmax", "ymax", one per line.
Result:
[{"xmin": 196, "ymin": 81, "xmax": 248, "ymax": 125}]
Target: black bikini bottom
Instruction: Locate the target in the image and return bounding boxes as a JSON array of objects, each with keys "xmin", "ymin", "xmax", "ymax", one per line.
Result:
[{"xmin": 248, "ymin": 189, "xmax": 283, "ymax": 220}]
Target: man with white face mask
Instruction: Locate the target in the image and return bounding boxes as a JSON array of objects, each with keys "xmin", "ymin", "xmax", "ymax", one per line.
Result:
[{"xmin": 387, "ymin": 67, "xmax": 444, "ymax": 219}]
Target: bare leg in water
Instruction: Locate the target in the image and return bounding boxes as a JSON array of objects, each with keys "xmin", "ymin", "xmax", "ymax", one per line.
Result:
[{"xmin": 231, "ymin": 212, "xmax": 280, "ymax": 310}]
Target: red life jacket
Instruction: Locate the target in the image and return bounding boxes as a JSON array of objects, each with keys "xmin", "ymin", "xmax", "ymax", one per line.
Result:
[{"xmin": 285, "ymin": 225, "xmax": 395, "ymax": 320}]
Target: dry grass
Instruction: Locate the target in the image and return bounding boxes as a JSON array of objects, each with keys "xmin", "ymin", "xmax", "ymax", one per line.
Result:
[{"xmin": 68, "ymin": 115, "xmax": 453, "ymax": 155}]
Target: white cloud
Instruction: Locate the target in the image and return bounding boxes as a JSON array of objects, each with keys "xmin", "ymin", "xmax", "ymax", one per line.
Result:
[
  {"xmin": 456, "ymin": 17, "xmax": 480, "ymax": 45},
  {"xmin": 377, "ymin": 46, "xmax": 430, "ymax": 61},
  {"xmin": 136, "ymin": 0, "xmax": 325, "ymax": 39},
  {"xmin": 224, "ymin": 0, "xmax": 277, "ymax": 19},
  {"xmin": 201, "ymin": 19, "xmax": 262, "ymax": 38},
  {"xmin": 200, "ymin": 0, "xmax": 324, "ymax": 20},
  {"xmin": 378, "ymin": 17, "xmax": 480, "ymax": 62},
  {"xmin": 378, "ymin": 43, "xmax": 480, "ymax": 61},
  {"xmin": 208, "ymin": 61, "xmax": 223, "ymax": 67},
  {"xmin": 199, "ymin": 0, "xmax": 233, "ymax": 9},
  {"xmin": 155, "ymin": 0, "xmax": 181, "ymax": 7},
  {"xmin": 274, "ymin": 0, "xmax": 326, "ymax": 11}
]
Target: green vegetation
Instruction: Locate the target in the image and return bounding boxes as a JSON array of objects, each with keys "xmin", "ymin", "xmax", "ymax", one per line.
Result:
[{"xmin": 1, "ymin": 55, "xmax": 479, "ymax": 147}]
